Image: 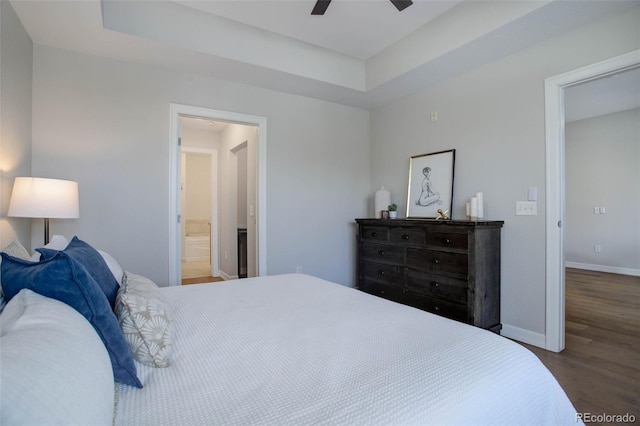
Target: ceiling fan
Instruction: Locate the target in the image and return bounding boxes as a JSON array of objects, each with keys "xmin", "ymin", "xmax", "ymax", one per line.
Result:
[{"xmin": 311, "ymin": 0, "xmax": 413, "ymax": 15}]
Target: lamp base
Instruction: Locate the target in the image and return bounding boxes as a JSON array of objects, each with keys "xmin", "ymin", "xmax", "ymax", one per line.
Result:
[{"xmin": 44, "ymin": 218, "xmax": 50, "ymax": 245}]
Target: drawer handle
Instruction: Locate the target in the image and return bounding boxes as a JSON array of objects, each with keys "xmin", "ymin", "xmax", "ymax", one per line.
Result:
[
  {"xmin": 434, "ymin": 306, "xmax": 440, "ymax": 311},
  {"xmin": 442, "ymin": 237, "xmax": 451, "ymax": 244},
  {"xmin": 433, "ymin": 259, "xmax": 440, "ymax": 265},
  {"xmin": 378, "ymin": 270, "xmax": 385, "ymax": 276},
  {"xmin": 378, "ymin": 250, "xmax": 385, "ymax": 255},
  {"xmin": 432, "ymin": 281, "xmax": 440, "ymax": 288},
  {"xmin": 371, "ymin": 232, "xmax": 377, "ymax": 237},
  {"xmin": 402, "ymin": 234, "xmax": 410, "ymax": 240}
]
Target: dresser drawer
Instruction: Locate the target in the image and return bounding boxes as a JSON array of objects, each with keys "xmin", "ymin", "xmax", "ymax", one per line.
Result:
[
  {"xmin": 404, "ymin": 294, "xmax": 468, "ymax": 323},
  {"xmin": 389, "ymin": 228, "xmax": 425, "ymax": 245},
  {"xmin": 406, "ymin": 248, "xmax": 468, "ymax": 276},
  {"xmin": 361, "ymin": 260, "xmax": 403, "ymax": 284},
  {"xmin": 405, "ymin": 270, "xmax": 468, "ymax": 302},
  {"xmin": 361, "ymin": 243, "xmax": 404, "ymax": 265},
  {"xmin": 426, "ymin": 230, "xmax": 468, "ymax": 250},
  {"xmin": 359, "ymin": 279, "xmax": 404, "ymax": 303},
  {"xmin": 361, "ymin": 226, "xmax": 389, "ymax": 242}
]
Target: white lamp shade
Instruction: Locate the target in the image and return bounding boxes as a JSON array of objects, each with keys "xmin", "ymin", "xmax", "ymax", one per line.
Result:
[{"xmin": 8, "ymin": 177, "xmax": 79, "ymax": 219}]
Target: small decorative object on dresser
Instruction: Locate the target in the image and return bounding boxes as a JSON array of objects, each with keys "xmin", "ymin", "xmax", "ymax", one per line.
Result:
[
  {"xmin": 355, "ymin": 218, "xmax": 504, "ymax": 333},
  {"xmin": 388, "ymin": 203, "xmax": 398, "ymax": 219}
]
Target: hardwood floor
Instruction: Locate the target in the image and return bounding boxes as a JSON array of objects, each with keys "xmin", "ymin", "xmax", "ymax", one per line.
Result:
[
  {"xmin": 182, "ymin": 261, "xmax": 213, "ymax": 279},
  {"xmin": 181, "ymin": 260, "xmax": 224, "ymax": 285},
  {"xmin": 181, "ymin": 276, "xmax": 224, "ymax": 285},
  {"xmin": 521, "ymin": 268, "xmax": 639, "ymax": 425}
]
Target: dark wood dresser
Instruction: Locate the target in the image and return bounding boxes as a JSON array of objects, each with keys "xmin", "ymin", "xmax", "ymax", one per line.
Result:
[{"xmin": 356, "ymin": 219, "xmax": 504, "ymax": 333}]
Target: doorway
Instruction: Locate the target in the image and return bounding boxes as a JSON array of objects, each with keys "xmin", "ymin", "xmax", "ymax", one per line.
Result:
[
  {"xmin": 181, "ymin": 145, "xmax": 217, "ymax": 283},
  {"xmin": 169, "ymin": 104, "xmax": 268, "ymax": 286},
  {"xmin": 544, "ymin": 49, "xmax": 640, "ymax": 352}
]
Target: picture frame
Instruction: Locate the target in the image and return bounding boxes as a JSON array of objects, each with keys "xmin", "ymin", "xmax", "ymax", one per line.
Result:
[{"xmin": 406, "ymin": 149, "xmax": 455, "ymax": 219}]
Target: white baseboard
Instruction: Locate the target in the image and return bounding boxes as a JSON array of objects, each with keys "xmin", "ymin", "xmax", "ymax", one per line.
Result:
[
  {"xmin": 565, "ymin": 261, "xmax": 640, "ymax": 277},
  {"xmin": 500, "ymin": 324, "xmax": 546, "ymax": 349},
  {"xmin": 219, "ymin": 270, "xmax": 238, "ymax": 281}
]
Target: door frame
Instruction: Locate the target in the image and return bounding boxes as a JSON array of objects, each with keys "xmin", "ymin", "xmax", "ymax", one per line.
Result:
[
  {"xmin": 169, "ymin": 103, "xmax": 267, "ymax": 286},
  {"xmin": 182, "ymin": 147, "xmax": 219, "ymax": 278},
  {"xmin": 544, "ymin": 49, "xmax": 640, "ymax": 352}
]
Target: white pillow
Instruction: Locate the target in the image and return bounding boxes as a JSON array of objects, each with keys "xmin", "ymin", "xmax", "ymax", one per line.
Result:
[
  {"xmin": 0, "ymin": 289, "xmax": 115, "ymax": 425},
  {"xmin": 27, "ymin": 235, "xmax": 124, "ymax": 285},
  {"xmin": 29, "ymin": 234, "xmax": 69, "ymax": 261},
  {"xmin": 116, "ymin": 272, "xmax": 173, "ymax": 367},
  {"xmin": 98, "ymin": 250, "xmax": 125, "ymax": 285}
]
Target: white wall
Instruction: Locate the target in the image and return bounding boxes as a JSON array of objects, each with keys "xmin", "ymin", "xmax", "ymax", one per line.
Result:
[
  {"xmin": 369, "ymin": 7, "xmax": 640, "ymax": 339},
  {"xmin": 181, "ymin": 121, "xmax": 221, "ymax": 150},
  {"xmin": 218, "ymin": 124, "xmax": 256, "ymax": 279},
  {"xmin": 565, "ymin": 108, "xmax": 640, "ymax": 274},
  {"xmin": 184, "ymin": 154, "xmax": 211, "ymax": 222},
  {"xmin": 0, "ymin": 1, "xmax": 32, "ymax": 251},
  {"xmin": 31, "ymin": 45, "xmax": 370, "ymax": 286},
  {"xmin": 236, "ymin": 146, "xmax": 248, "ymax": 229}
]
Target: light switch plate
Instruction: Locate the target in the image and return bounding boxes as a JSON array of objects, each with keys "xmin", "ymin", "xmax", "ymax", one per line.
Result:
[{"xmin": 516, "ymin": 201, "xmax": 537, "ymax": 216}]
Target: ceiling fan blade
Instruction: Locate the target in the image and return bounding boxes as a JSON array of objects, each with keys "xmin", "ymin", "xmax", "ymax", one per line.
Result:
[
  {"xmin": 311, "ymin": 0, "xmax": 332, "ymax": 15},
  {"xmin": 390, "ymin": 0, "xmax": 413, "ymax": 12}
]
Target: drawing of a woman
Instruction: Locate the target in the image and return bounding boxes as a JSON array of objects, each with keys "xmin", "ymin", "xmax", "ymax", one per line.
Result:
[{"xmin": 416, "ymin": 167, "xmax": 440, "ymax": 206}]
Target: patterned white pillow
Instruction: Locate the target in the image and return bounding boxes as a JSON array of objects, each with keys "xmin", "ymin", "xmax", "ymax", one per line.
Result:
[
  {"xmin": 115, "ymin": 272, "xmax": 173, "ymax": 367},
  {"xmin": 2, "ymin": 240, "xmax": 30, "ymax": 260}
]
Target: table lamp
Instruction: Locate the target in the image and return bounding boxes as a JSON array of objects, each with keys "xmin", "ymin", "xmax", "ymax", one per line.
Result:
[{"xmin": 8, "ymin": 177, "xmax": 80, "ymax": 244}]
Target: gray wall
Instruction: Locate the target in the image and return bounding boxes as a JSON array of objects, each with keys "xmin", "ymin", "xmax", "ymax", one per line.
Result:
[
  {"xmin": 30, "ymin": 45, "xmax": 370, "ymax": 286},
  {"xmin": 0, "ymin": 1, "xmax": 32, "ymax": 251},
  {"xmin": 565, "ymin": 108, "xmax": 640, "ymax": 273},
  {"xmin": 369, "ymin": 7, "xmax": 639, "ymax": 339}
]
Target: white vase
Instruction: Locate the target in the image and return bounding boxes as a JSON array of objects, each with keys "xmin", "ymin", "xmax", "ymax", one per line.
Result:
[
  {"xmin": 374, "ymin": 186, "xmax": 391, "ymax": 218},
  {"xmin": 389, "ymin": 211, "xmax": 398, "ymax": 219}
]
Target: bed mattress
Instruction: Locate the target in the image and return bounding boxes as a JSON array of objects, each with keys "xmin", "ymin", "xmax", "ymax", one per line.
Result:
[{"xmin": 115, "ymin": 273, "xmax": 579, "ymax": 425}]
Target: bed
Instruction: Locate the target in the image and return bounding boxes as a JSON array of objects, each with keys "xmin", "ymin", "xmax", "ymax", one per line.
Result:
[
  {"xmin": 114, "ymin": 274, "xmax": 580, "ymax": 425},
  {"xmin": 1, "ymin": 238, "xmax": 581, "ymax": 425}
]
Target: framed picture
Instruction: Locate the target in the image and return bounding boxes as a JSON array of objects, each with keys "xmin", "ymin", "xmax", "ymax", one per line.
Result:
[{"xmin": 406, "ymin": 149, "xmax": 455, "ymax": 218}]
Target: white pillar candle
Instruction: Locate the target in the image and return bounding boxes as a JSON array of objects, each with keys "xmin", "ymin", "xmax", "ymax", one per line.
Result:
[
  {"xmin": 374, "ymin": 186, "xmax": 391, "ymax": 218},
  {"xmin": 470, "ymin": 197, "xmax": 478, "ymax": 219},
  {"xmin": 475, "ymin": 192, "xmax": 484, "ymax": 218}
]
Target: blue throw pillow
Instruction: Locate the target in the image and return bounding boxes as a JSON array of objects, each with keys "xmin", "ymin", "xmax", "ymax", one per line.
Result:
[
  {"xmin": 38, "ymin": 237, "xmax": 119, "ymax": 310},
  {"xmin": 0, "ymin": 252, "xmax": 142, "ymax": 388}
]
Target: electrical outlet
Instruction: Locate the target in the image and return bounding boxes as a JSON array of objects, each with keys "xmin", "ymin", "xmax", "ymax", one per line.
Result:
[
  {"xmin": 296, "ymin": 266, "xmax": 303, "ymax": 273},
  {"xmin": 594, "ymin": 245, "xmax": 601, "ymax": 253}
]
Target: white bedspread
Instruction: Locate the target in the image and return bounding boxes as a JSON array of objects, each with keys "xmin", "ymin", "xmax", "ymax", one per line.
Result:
[{"xmin": 115, "ymin": 274, "xmax": 579, "ymax": 425}]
